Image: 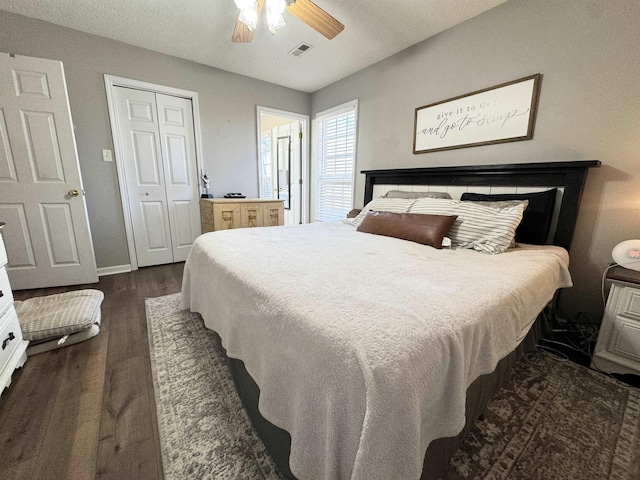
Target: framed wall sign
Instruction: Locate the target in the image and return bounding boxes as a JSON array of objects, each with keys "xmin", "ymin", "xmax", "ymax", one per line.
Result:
[{"xmin": 413, "ymin": 74, "xmax": 541, "ymax": 154}]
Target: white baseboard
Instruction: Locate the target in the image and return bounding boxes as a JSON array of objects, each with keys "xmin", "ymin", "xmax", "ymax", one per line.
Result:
[{"xmin": 97, "ymin": 264, "xmax": 132, "ymax": 277}]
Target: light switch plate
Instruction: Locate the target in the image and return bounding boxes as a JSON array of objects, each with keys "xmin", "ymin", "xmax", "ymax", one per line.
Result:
[{"xmin": 102, "ymin": 149, "xmax": 113, "ymax": 162}]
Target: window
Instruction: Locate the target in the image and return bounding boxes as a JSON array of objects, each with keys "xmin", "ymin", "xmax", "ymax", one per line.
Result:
[{"xmin": 313, "ymin": 100, "xmax": 358, "ymax": 222}]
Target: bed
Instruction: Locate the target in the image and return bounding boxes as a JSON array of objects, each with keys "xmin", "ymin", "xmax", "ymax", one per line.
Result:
[{"xmin": 182, "ymin": 160, "xmax": 600, "ymax": 480}]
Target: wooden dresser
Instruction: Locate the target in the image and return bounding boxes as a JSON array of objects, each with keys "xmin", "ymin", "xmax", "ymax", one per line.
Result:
[
  {"xmin": 200, "ymin": 198, "xmax": 285, "ymax": 233},
  {"xmin": 0, "ymin": 222, "xmax": 29, "ymax": 398}
]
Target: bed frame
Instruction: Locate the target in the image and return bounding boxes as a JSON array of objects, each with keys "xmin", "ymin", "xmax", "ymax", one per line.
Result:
[
  {"xmin": 363, "ymin": 160, "xmax": 600, "ymax": 251},
  {"xmin": 227, "ymin": 160, "xmax": 600, "ymax": 480}
]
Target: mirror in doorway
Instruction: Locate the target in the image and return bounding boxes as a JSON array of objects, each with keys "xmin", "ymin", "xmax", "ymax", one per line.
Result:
[{"xmin": 276, "ymin": 135, "xmax": 291, "ymax": 209}]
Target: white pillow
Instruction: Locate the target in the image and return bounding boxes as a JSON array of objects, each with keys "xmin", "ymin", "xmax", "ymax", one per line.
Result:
[
  {"xmin": 409, "ymin": 198, "xmax": 526, "ymax": 254},
  {"xmin": 349, "ymin": 198, "xmax": 415, "ymax": 227}
]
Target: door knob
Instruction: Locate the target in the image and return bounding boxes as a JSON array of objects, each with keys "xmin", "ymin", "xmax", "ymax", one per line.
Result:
[{"xmin": 68, "ymin": 189, "xmax": 80, "ymax": 197}]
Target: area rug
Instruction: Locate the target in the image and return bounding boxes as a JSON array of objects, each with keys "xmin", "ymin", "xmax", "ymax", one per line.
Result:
[
  {"xmin": 146, "ymin": 293, "xmax": 282, "ymax": 479},
  {"xmin": 146, "ymin": 293, "xmax": 640, "ymax": 480}
]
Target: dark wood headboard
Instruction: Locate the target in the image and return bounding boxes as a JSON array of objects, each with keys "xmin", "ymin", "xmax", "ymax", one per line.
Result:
[{"xmin": 362, "ymin": 161, "xmax": 600, "ymax": 251}]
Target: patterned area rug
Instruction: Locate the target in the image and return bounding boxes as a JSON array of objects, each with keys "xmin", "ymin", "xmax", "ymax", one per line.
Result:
[
  {"xmin": 441, "ymin": 347, "xmax": 640, "ymax": 480},
  {"xmin": 146, "ymin": 293, "xmax": 640, "ymax": 480},
  {"xmin": 146, "ymin": 293, "xmax": 282, "ymax": 479}
]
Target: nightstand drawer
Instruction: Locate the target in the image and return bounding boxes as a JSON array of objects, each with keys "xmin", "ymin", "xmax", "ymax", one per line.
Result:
[
  {"xmin": 612, "ymin": 319, "xmax": 640, "ymax": 362},
  {"xmin": 0, "ymin": 267, "xmax": 14, "ymax": 317},
  {"xmin": 593, "ymin": 272, "xmax": 640, "ymax": 375},
  {"xmin": 0, "ymin": 307, "xmax": 22, "ymax": 371},
  {"xmin": 620, "ymin": 287, "xmax": 640, "ymax": 319}
]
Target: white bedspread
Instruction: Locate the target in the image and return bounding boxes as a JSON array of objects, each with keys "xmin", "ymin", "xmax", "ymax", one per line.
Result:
[{"xmin": 181, "ymin": 221, "xmax": 572, "ymax": 480}]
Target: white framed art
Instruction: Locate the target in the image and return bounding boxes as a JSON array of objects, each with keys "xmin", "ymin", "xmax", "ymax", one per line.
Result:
[{"xmin": 413, "ymin": 74, "xmax": 541, "ymax": 154}]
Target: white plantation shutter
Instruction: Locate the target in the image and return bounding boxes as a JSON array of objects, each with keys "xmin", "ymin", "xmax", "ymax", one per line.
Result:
[{"xmin": 315, "ymin": 100, "xmax": 358, "ymax": 222}]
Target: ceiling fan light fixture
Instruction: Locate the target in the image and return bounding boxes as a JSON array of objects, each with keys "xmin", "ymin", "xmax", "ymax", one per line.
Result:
[
  {"xmin": 266, "ymin": 0, "xmax": 286, "ymax": 14},
  {"xmin": 234, "ymin": 0, "xmax": 253, "ymax": 10},
  {"xmin": 231, "ymin": 0, "xmax": 344, "ymax": 43},
  {"xmin": 267, "ymin": 13, "xmax": 286, "ymax": 34},
  {"xmin": 237, "ymin": 0, "xmax": 259, "ymax": 31},
  {"xmin": 266, "ymin": 0, "xmax": 286, "ymax": 34}
]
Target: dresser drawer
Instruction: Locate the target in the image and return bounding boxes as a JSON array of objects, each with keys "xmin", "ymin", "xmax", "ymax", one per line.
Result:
[
  {"xmin": 0, "ymin": 267, "xmax": 14, "ymax": 317},
  {"xmin": 0, "ymin": 307, "xmax": 23, "ymax": 370},
  {"xmin": 213, "ymin": 204, "xmax": 241, "ymax": 230}
]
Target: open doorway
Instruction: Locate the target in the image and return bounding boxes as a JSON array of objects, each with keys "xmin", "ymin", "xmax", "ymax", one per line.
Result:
[{"xmin": 257, "ymin": 107, "xmax": 310, "ymax": 225}]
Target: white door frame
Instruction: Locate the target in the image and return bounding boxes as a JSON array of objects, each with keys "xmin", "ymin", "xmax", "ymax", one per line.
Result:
[
  {"xmin": 104, "ymin": 75, "xmax": 204, "ymax": 270},
  {"xmin": 256, "ymin": 106, "xmax": 310, "ymax": 224}
]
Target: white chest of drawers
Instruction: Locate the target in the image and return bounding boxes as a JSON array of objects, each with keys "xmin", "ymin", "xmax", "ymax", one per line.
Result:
[{"xmin": 0, "ymin": 222, "xmax": 29, "ymax": 398}]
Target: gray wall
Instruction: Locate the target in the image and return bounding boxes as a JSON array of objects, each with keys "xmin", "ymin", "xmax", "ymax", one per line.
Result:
[
  {"xmin": 0, "ymin": 10, "xmax": 310, "ymax": 269},
  {"xmin": 311, "ymin": 0, "xmax": 640, "ymax": 321}
]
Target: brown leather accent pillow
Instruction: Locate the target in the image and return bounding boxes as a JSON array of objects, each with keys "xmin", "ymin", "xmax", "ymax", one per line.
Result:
[{"xmin": 356, "ymin": 211, "xmax": 457, "ymax": 248}]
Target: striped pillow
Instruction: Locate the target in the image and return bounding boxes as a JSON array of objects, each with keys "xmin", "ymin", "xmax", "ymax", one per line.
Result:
[
  {"xmin": 409, "ymin": 198, "xmax": 527, "ymax": 254},
  {"xmin": 350, "ymin": 198, "xmax": 415, "ymax": 227}
]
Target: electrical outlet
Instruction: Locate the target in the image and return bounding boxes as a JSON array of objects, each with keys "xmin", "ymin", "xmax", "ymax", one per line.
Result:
[{"xmin": 102, "ymin": 149, "xmax": 113, "ymax": 162}]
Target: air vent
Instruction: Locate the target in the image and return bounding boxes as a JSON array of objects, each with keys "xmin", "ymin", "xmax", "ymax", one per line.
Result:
[{"xmin": 288, "ymin": 43, "xmax": 314, "ymax": 57}]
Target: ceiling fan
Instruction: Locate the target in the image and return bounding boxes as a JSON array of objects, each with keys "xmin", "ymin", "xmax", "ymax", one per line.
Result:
[{"xmin": 232, "ymin": 0, "xmax": 344, "ymax": 43}]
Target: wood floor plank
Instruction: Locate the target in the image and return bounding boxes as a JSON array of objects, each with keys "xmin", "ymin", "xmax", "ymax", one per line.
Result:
[
  {"xmin": 135, "ymin": 264, "xmax": 182, "ymax": 300},
  {"xmin": 100, "ymin": 290, "xmax": 144, "ymax": 363},
  {"xmin": 1, "ymin": 458, "xmax": 33, "ymax": 480},
  {"xmin": 96, "ymin": 355, "xmax": 161, "ymax": 480},
  {"xmin": 29, "ymin": 329, "xmax": 109, "ymax": 480},
  {"xmin": 0, "ymin": 348, "xmax": 70, "ymax": 474}
]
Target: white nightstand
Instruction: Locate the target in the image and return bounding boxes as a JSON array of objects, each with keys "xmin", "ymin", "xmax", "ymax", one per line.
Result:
[{"xmin": 592, "ymin": 265, "xmax": 640, "ymax": 376}]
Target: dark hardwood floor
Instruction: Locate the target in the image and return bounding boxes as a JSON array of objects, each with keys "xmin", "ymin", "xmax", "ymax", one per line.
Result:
[{"xmin": 0, "ymin": 262, "xmax": 184, "ymax": 480}]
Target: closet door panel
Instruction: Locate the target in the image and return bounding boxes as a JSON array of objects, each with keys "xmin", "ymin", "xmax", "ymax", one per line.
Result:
[
  {"xmin": 114, "ymin": 87, "xmax": 173, "ymax": 267},
  {"xmin": 156, "ymin": 94, "xmax": 200, "ymax": 262}
]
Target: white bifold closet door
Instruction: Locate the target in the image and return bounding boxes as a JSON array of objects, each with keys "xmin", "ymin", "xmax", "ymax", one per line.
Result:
[{"xmin": 114, "ymin": 87, "xmax": 200, "ymax": 267}]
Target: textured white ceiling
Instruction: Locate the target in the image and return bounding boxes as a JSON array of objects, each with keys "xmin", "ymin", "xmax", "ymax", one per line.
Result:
[{"xmin": 0, "ymin": 0, "xmax": 509, "ymax": 92}]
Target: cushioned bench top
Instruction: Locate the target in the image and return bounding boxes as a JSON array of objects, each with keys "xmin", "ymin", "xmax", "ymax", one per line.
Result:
[{"xmin": 14, "ymin": 289, "xmax": 104, "ymax": 342}]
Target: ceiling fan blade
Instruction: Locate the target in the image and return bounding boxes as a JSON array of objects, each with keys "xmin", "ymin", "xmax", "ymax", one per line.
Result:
[
  {"xmin": 232, "ymin": 0, "xmax": 265, "ymax": 43},
  {"xmin": 286, "ymin": 0, "xmax": 344, "ymax": 40}
]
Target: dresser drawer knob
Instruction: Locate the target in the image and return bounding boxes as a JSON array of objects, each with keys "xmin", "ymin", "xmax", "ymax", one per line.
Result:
[
  {"xmin": 0, "ymin": 290, "xmax": 3, "ymax": 298},
  {"xmin": 2, "ymin": 332, "xmax": 15, "ymax": 350}
]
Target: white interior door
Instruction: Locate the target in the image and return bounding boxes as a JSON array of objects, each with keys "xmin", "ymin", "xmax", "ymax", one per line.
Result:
[
  {"xmin": 0, "ymin": 53, "xmax": 98, "ymax": 289},
  {"xmin": 113, "ymin": 87, "xmax": 200, "ymax": 267}
]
